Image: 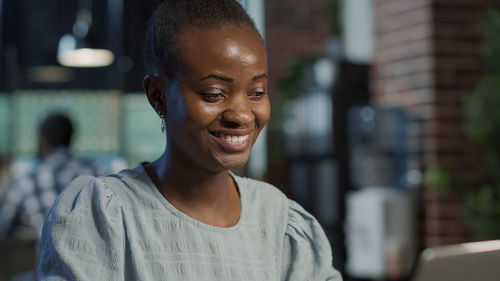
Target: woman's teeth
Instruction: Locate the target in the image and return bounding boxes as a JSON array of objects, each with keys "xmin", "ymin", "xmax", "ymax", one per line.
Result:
[{"xmin": 213, "ymin": 133, "xmax": 249, "ymax": 143}]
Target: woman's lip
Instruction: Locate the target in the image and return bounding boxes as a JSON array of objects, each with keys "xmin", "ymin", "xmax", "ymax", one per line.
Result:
[
  {"xmin": 209, "ymin": 129, "xmax": 253, "ymax": 136},
  {"xmin": 209, "ymin": 129, "xmax": 253, "ymax": 152}
]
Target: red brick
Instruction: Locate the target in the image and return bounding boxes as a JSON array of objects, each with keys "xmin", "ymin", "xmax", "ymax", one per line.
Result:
[
  {"xmin": 374, "ymin": 0, "xmax": 432, "ymax": 19},
  {"xmin": 376, "ymin": 23, "xmax": 433, "ymax": 49},
  {"xmin": 375, "ymin": 72, "xmax": 435, "ymax": 93},
  {"xmin": 376, "ymin": 6, "xmax": 432, "ymax": 34},
  {"xmin": 372, "ymin": 88, "xmax": 435, "ymax": 107},
  {"xmin": 375, "ymin": 40, "xmax": 433, "ymax": 63},
  {"xmin": 377, "ymin": 56, "xmax": 434, "ymax": 78}
]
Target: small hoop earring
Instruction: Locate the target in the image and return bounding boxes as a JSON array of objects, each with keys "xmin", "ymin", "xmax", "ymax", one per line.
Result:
[{"xmin": 159, "ymin": 114, "xmax": 166, "ymax": 133}]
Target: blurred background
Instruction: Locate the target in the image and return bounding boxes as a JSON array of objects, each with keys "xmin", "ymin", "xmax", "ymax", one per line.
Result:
[{"xmin": 1, "ymin": 0, "xmax": 500, "ymax": 280}]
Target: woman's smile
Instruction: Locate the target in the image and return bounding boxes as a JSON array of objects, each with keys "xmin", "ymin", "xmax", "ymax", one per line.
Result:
[{"xmin": 209, "ymin": 128, "xmax": 253, "ymax": 152}]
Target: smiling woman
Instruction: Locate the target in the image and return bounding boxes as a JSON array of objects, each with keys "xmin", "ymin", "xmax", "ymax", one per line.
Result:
[
  {"xmin": 146, "ymin": 25, "xmax": 270, "ymax": 174},
  {"xmin": 37, "ymin": 1, "xmax": 343, "ymax": 280}
]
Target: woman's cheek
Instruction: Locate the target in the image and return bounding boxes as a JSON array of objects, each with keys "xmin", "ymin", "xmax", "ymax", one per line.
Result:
[{"xmin": 255, "ymin": 101, "xmax": 271, "ymax": 127}]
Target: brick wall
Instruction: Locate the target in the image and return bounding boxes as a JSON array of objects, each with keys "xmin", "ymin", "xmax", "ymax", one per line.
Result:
[{"xmin": 372, "ymin": 0, "xmax": 496, "ymax": 247}]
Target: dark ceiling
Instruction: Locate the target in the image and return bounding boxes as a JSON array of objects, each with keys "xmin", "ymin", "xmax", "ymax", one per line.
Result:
[{"xmin": 0, "ymin": 0, "xmax": 160, "ymax": 91}]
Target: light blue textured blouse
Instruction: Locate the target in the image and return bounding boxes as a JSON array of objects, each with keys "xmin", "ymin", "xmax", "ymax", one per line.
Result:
[{"xmin": 38, "ymin": 164, "xmax": 342, "ymax": 281}]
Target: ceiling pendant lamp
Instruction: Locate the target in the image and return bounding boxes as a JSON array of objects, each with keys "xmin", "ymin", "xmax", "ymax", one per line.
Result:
[{"xmin": 57, "ymin": 0, "xmax": 114, "ymax": 68}]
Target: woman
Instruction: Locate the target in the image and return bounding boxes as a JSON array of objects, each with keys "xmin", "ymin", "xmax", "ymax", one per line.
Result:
[{"xmin": 38, "ymin": 1, "xmax": 342, "ymax": 280}]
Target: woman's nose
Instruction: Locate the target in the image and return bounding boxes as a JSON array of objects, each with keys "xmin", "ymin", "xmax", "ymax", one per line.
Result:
[{"xmin": 221, "ymin": 95, "xmax": 253, "ymax": 127}]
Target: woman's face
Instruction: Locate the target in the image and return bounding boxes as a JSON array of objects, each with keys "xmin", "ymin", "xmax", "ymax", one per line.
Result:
[{"xmin": 153, "ymin": 25, "xmax": 270, "ymax": 173}]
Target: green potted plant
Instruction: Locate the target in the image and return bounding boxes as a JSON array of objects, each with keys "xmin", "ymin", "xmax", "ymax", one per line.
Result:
[{"xmin": 462, "ymin": 9, "xmax": 500, "ymax": 240}]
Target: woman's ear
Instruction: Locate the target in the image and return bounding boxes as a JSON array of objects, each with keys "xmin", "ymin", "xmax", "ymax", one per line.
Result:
[{"xmin": 144, "ymin": 75, "xmax": 166, "ymax": 116}]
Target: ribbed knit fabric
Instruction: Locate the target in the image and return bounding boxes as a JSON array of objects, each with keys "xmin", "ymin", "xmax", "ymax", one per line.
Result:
[{"xmin": 38, "ymin": 164, "xmax": 342, "ymax": 281}]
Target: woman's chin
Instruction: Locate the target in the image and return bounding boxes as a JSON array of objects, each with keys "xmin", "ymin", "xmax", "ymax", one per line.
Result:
[{"xmin": 211, "ymin": 151, "xmax": 250, "ymax": 171}]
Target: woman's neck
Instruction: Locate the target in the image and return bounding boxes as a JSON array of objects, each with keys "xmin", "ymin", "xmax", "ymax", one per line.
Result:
[{"xmin": 144, "ymin": 151, "xmax": 241, "ymax": 227}]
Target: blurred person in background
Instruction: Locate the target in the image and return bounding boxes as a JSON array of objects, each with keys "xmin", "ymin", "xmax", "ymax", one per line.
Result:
[{"xmin": 0, "ymin": 113, "xmax": 99, "ymax": 240}]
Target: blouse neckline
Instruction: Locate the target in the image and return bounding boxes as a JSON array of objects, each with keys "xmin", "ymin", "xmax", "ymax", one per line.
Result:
[{"xmin": 133, "ymin": 163, "xmax": 246, "ymax": 233}]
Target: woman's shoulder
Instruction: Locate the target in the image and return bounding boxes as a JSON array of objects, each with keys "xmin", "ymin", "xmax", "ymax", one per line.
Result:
[
  {"xmin": 50, "ymin": 174, "xmax": 121, "ymax": 218},
  {"xmin": 285, "ymin": 199, "xmax": 325, "ymax": 240},
  {"xmin": 39, "ymin": 174, "xmax": 129, "ymax": 279},
  {"xmin": 51, "ymin": 166, "xmax": 144, "ymax": 215}
]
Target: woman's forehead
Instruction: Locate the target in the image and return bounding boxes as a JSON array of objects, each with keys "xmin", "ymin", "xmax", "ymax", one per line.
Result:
[
  {"xmin": 176, "ymin": 26, "xmax": 267, "ymax": 78},
  {"xmin": 177, "ymin": 25, "xmax": 264, "ymax": 54}
]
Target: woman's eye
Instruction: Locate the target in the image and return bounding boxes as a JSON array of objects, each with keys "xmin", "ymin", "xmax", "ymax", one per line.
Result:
[
  {"xmin": 248, "ymin": 90, "xmax": 267, "ymax": 100},
  {"xmin": 201, "ymin": 93, "xmax": 225, "ymax": 103}
]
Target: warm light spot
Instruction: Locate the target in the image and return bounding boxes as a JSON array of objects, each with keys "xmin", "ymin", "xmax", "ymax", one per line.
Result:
[
  {"xmin": 225, "ymin": 41, "xmax": 256, "ymax": 65},
  {"xmin": 58, "ymin": 48, "xmax": 115, "ymax": 68}
]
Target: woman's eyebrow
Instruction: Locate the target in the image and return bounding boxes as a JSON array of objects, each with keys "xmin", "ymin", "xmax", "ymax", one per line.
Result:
[
  {"xmin": 198, "ymin": 73, "xmax": 268, "ymax": 82},
  {"xmin": 199, "ymin": 74, "xmax": 233, "ymax": 82},
  {"xmin": 252, "ymin": 74, "xmax": 268, "ymax": 81}
]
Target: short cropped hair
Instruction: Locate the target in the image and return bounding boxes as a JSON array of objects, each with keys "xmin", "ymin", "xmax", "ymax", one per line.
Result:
[
  {"xmin": 143, "ymin": 0, "xmax": 260, "ymax": 79},
  {"xmin": 39, "ymin": 114, "xmax": 73, "ymax": 147}
]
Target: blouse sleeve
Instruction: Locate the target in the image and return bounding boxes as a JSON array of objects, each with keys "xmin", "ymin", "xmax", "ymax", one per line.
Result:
[
  {"xmin": 281, "ymin": 200, "xmax": 343, "ymax": 281},
  {"xmin": 37, "ymin": 176, "xmax": 124, "ymax": 281}
]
